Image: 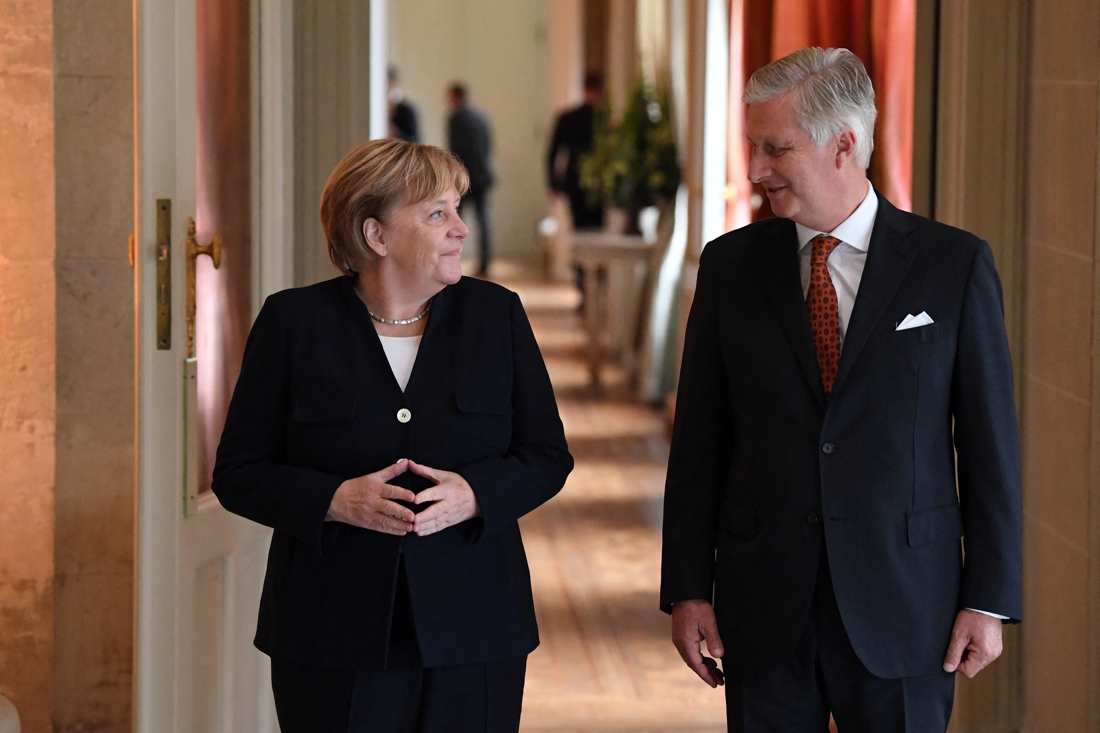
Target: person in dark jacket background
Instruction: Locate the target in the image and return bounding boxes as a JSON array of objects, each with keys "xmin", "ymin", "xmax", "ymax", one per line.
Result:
[
  {"xmin": 446, "ymin": 82, "xmax": 494, "ymax": 276},
  {"xmin": 388, "ymin": 65, "xmax": 420, "ymax": 143},
  {"xmin": 547, "ymin": 72, "xmax": 604, "ymax": 230},
  {"xmin": 212, "ymin": 138, "xmax": 572, "ymax": 733}
]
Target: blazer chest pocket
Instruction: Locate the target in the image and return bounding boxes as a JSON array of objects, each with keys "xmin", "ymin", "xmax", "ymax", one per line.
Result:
[
  {"xmin": 906, "ymin": 502, "xmax": 963, "ymax": 547},
  {"xmin": 881, "ymin": 323, "xmax": 945, "ymax": 351},
  {"xmin": 292, "ymin": 395, "xmax": 355, "ymax": 423},
  {"xmin": 454, "ymin": 389, "xmax": 511, "ymax": 415}
]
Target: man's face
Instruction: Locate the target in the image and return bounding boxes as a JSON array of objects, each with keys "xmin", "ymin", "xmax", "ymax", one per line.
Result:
[{"xmin": 745, "ymin": 93, "xmax": 842, "ymax": 229}]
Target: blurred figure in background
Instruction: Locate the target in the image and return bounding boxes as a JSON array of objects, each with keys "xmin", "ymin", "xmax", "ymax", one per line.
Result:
[
  {"xmin": 388, "ymin": 65, "xmax": 420, "ymax": 143},
  {"xmin": 547, "ymin": 72, "xmax": 605, "ymax": 231},
  {"xmin": 446, "ymin": 82, "xmax": 495, "ymax": 276}
]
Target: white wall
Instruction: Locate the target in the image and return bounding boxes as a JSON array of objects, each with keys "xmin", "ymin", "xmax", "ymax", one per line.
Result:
[{"xmin": 389, "ymin": 0, "xmax": 553, "ymax": 263}]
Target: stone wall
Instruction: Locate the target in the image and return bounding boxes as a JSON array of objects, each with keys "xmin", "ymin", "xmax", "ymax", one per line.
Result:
[
  {"xmin": 51, "ymin": 0, "xmax": 135, "ymax": 730},
  {"xmin": 1020, "ymin": 0, "xmax": 1100, "ymax": 728},
  {"xmin": 0, "ymin": 1, "xmax": 57, "ymax": 731},
  {"xmin": 0, "ymin": 2, "xmax": 135, "ymax": 730}
]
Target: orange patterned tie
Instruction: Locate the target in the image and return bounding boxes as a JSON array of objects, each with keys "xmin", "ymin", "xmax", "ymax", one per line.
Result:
[{"xmin": 807, "ymin": 235, "xmax": 842, "ymax": 398}]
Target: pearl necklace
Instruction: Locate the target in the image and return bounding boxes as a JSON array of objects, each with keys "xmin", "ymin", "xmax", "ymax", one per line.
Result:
[{"xmin": 366, "ymin": 298, "xmax": 432, "ymax": 326}]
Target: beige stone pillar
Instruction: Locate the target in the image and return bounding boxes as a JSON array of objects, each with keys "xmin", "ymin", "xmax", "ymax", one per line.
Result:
[
  {"xmin": 0, "ymin": 2, "xmax": 57, "ymax": 732},
  {"xmin": 1018, "ymin": 0, "xmax": 1100, "ymax": 729},
  {"xmin": 935, "ymin": 0, "xmax": 1100, "ymax": 730},
  {"xmin": 51, "ymin": 1, "xmax": 136, "ymax": 730},
  {"xmin": 606, "ymin": 0, "xmax": 637, "ymax": 114},
  {"xmin": 550, "ymin": 0, "xmax": 584, "ymax": 113}
]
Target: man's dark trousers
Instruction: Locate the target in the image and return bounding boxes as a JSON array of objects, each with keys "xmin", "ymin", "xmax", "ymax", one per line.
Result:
[
  {"xmin": 723, "ymin": 543, "xmax": 956, "ymax": 733},
  {"xmin": 461, "ymin": 189, "xmax": 492, "ymax": 276}
]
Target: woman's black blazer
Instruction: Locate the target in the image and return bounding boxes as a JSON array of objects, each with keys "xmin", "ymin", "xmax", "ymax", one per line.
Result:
[{"xmin": 212, "ymin": 275, "xmax": 573, "ymax": 669}]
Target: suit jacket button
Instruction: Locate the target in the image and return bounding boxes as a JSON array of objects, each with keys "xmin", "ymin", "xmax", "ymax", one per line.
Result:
[
  {"xmin": 821, "ymin": 442, "xmax": 834, "ymax": 454},
  {"xmin": 397, "ymin": 408, "xmax": 412, "ymax": 423},
  {"xmin": 807, "ymin": 513, "xmax": 819, "ymax": 524}
]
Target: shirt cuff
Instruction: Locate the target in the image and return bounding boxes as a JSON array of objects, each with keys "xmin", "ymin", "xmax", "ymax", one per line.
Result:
[{"xmin": 967, "ymin": 607, "xmax": 1009, "ymax": 620}]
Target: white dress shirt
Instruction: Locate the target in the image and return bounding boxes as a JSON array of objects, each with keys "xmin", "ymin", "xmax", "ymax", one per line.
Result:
[{"xmin": 793, "ymin": 180, "xmax": 1006, "ymax": 622}]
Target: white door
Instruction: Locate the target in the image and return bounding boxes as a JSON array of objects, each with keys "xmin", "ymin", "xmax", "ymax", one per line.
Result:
[{"xmin": 134, "ymin": 0, "xmax": 292, "ymax": 728}]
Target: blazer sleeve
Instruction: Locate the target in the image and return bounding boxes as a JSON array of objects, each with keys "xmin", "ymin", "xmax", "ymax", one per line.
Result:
[
  {"xmin": 659, "ymin": 245, "xmax": 734, "ymax": 613},
  {"xmin": 952, "ymin": 241, "xmax": 1024, "ymax": 622},
  {"xmin": 211, "ymin": 295, "xmax": 346, "ymax": 556},
  {"xmin": 455, "ymin": 292, "xmax": 573, "ymax": 540}
]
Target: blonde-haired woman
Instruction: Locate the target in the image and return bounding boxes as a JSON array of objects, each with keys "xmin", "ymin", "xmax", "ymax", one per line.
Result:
[{"xmin": 213, "ymin": 139, "xmax": 572, "ymax": 732}]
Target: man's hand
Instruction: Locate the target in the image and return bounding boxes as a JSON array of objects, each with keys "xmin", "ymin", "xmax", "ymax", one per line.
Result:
[
  {"xmin": 407, "ymin": 460, "xmax": 481, "ymax": 536},
  {"xmin": 943, "ymin": 609, "xmax": 1003, "ymax": 678},
  {"xmin": 326, "ymin": 459, "xmax": 416, "ymax": 535},
  {"xmin": 671, "ymin": 599, "xmax": 725, "ymax": 688}
]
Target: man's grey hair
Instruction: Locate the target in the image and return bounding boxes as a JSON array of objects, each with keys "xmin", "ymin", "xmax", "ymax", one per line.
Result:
[{"xmin": 743, "ymin": 47, "xmax": 877, "ymax": 170}]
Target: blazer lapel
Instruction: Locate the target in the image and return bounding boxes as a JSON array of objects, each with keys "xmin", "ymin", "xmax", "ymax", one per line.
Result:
[
  {"xmin": 758, "ymin": 219, "xmax": 827, "ymax": 407},
  {"xmin": 832, "ymin": 196, "xmax": 918, "ymax": 397},
  {"xmin": 340, "ymin": 275, "xmax": 410, "ymax": 400},
  {"xmin": 401, "ymin": 283, "xmax": 455, "ymax": 399}
]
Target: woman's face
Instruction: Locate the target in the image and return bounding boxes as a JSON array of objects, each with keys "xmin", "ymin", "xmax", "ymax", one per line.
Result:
[{"xmin": 372, "ymin": 187, "xmax": 468, "ymax": 292}]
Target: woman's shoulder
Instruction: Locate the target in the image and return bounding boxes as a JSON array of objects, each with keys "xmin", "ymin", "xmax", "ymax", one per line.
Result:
[
  {"xmin": 449, "ymin": 276, "xmax": 517, "ymax": 307},
  {"xmin": 440, "ymin": 278, "xmax": 524, "ymax": 336},
  {"xmin": 264, "ymin": 276, "xmax": 350, "ymax": 314},
  {"xmin": 453, "ymin": 275, "xmax": 513, "ymax": 295}
]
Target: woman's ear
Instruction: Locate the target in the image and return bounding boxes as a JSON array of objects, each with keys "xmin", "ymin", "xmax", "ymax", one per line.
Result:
[{"xmin": 362, "ymin": 217, "xmax": 388, "ymax": 258}]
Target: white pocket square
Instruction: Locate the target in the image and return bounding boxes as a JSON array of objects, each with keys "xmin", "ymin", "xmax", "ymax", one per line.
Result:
[{"xmin": 896, "ymin": 312, "xmax": 934, "ymax": 331}]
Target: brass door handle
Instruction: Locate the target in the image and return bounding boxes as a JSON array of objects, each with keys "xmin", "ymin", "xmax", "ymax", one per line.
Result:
[{"xmin": 185, "ymin": 217, "xmax": 221, "ymax": 358}]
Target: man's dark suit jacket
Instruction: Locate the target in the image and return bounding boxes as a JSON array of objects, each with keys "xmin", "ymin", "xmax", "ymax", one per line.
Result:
[
  {"xmin": 447, "ymin": 105, "xmax": 494, "ymax": 195},
  {"xmin": 547, "ymin": 103, "xmax": 594, "ymax": 195},
  {"xmin": 391, "ymin": 100, "xmax": 420, "ymax": 142},
  {"xmin": 660, "ymin": 194, "xmax": 1023, "ymax": 679},
  {"xmin": 212, "ymin": 276, "xmax": 572, "ymax": 670},
  {"xmin": 547, "ymin": 103, "xmax": 603, "ymax": 229}
]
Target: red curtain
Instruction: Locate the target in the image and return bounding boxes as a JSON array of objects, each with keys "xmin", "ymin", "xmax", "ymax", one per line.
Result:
[{"xmin": 726, "ymin": 0, "xmax": 915, "ymax": 229}]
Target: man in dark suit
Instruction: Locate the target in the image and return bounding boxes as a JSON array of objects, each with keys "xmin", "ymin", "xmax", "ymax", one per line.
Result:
[
  {"xmin": 447, "ymin": 83, "xmax": 494, "ymax": 276},
  {"xmin": 661, "ymin": 47, "xmax": 1022, "ymax": 733},
  {"xmin": 547, "ymin": 72, "xmax": 605, "ymax": 230},
  {"xmin": 387, "ymin": 65, "xmax": 420, "ymax": 142}
]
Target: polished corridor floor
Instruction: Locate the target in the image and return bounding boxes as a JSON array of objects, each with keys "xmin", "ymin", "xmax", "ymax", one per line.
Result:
[{"xmin": 508, "ymin": 278, "xmax": 726, "ymax": 733}]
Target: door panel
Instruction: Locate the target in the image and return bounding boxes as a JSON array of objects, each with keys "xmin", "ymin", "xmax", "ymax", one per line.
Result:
[{"xmin": 135, "ymin": 0, "xmax": 281, "ymax": 729}]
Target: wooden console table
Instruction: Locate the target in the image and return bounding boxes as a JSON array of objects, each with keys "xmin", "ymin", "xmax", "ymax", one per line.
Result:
[{"xmin": 570, "ymin": 231, "xmax": 653, "ymax": 389}]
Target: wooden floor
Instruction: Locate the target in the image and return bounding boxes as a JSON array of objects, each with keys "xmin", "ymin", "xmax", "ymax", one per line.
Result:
[{"xmin": 507, "ymin": 278, "xmax": 727, "ymax": 733}]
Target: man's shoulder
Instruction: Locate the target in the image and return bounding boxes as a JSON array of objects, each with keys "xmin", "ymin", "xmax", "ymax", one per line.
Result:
[
  {"xmin": 879, "ymin": 199, "xmax": 986, "ymax": 256},
  {"xmin": 699, "ymin": 217, "xmax": 793, "ymax": 267},
  {"xmin": 560, "ymin": 104, "xmax": 592, "ymax": 124}
]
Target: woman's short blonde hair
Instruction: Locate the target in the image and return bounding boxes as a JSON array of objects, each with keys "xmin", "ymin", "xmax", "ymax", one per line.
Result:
[{"xmin": 320, "ymin": 139, "xmax": 470, "ymax": 274}]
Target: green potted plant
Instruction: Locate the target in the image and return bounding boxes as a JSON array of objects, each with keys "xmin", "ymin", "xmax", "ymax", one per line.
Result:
[{"xmin": 579, "ymin": 78, "xmax": 681, "ymax": 233}]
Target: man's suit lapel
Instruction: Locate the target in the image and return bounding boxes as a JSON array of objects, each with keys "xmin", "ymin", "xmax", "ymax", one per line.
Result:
[
  {"xmin": 832, "ymin": 195, "xmax": 918, "ymax": 398},
  {"xmin": 758, "ymin": 219, "xmax": 827, "ymax": 408}
]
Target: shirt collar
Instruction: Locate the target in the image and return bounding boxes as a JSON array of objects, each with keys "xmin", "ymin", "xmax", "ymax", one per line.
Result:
[{"xmin": 795, "ymin": 180, "xmax": 878, "ymax": 252}]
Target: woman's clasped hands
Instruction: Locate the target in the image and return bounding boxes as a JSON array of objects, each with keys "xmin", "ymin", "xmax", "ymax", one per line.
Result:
[{"xmin": 326, "ymin": 458, "xmax": 482, "ymax": 537}]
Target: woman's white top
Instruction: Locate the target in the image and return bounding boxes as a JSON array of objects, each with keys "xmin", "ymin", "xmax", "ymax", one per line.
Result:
[{"xmin": 378, "ymin": 335, "xmax": 422, "ymax": 392}]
